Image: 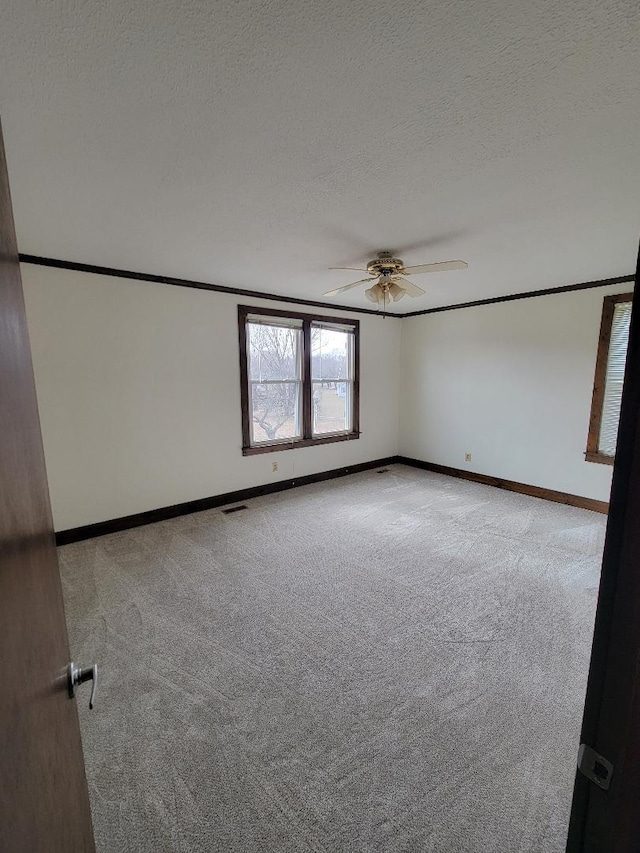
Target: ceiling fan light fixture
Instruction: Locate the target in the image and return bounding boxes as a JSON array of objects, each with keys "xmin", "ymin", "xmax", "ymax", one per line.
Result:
[
  {"xmin": 389, "ymin": 282, "xmax": 406, "ymax": 302},
  {"xmin": 365, "ymin": 284, "xmax": 381, "ymax": 304}
]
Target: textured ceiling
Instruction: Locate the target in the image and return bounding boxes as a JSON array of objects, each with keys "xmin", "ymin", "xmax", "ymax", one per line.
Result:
[{"xmin": 1, "ymin": 0, "xmax": 639, "ymax": 313}]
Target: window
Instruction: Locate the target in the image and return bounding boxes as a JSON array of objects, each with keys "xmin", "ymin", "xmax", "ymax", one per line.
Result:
[
  {"xmin": 586, "ymin": 293, "xmax": 633, "ymax": 465},
  {"xmin": 239, "ymin": 306, "xmax": 359, "ymax": 455}
]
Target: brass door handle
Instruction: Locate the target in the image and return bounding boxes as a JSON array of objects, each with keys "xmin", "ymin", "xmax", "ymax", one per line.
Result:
[{"xmin": 68, "ymin": 662, "xmax": 97, "ymax": 709}]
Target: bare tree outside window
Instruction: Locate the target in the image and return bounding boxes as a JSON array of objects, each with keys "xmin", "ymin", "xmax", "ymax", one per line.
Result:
[
  {"xmin": 239, "ymin": 306, "xmax": 359, "ymax": 454},
  {"xmin": 311, "ymin": 326, "xmax": 353, "ymax": 435},
  {"xmin": 248, "ymin": 322, "xmax": 302, "ymax": 442}
]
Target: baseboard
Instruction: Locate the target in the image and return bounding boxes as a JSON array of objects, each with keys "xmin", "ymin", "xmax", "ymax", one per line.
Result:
[
  {"xmin": 55, "ymin": 456, "xmax": 399, "ymax": 545},
  {"xmin": 56, "ymin": 453, "xmax": 608, "ymax": 545},
  {"xmin": 397, "ymin": 456, "xmax": 609, "ymax": 514}
]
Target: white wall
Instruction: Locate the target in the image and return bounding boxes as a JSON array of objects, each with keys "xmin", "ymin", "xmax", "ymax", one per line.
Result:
[
  {"xmin": 22, "ymin": 265, "xmax": 401, "ymax": 530},
  {"xmin": 23, "ymin": 264, "xmax": 632, "ymax": 530},
  {"xmin": 399, "ymin": 282, "xmax": 634, "ymax": 503}
]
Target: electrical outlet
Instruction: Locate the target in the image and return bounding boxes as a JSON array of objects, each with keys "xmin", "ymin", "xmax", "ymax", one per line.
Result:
[
  {"xmin": 272, "ymin": 462, "xmax": 278, "ymax": 472},
  {"xmin": 465, "ymin": 453, "xmax": 472, "ymax": 462}
]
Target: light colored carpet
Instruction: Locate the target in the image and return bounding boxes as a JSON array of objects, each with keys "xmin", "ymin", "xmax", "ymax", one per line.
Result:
[{"xmin": 59, "ymin": 464, "xmax": 606, "ymax": 852}]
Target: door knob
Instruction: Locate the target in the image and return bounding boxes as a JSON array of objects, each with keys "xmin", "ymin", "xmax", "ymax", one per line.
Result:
[{"xmin": 68, "ymin": 662, "xmax": 97, "ymax": 709}]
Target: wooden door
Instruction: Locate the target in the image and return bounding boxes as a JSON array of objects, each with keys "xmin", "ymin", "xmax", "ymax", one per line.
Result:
[
  {"xmin": 0, "ymin": 121, "xmax": 95, "ymax": 850},
  {"xmin": 566, "ymin": 244, "xmax": 640, "ymax": 852}
]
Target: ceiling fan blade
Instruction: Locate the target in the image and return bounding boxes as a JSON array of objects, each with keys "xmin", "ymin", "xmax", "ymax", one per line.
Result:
[
  {"xmin": 323, "ymin": 278, "xmax": 373, "ymax": 297},
  {"xmin": 328, "ymin": 267, "xmax": 368, "ymax": 272},
  {"xmin": 402, "ymin": 260, "xmax": 468, "ymax": 275},
  {"xmin": 398, "ymin": 276, "xmax": 426, "ymax": 297}
]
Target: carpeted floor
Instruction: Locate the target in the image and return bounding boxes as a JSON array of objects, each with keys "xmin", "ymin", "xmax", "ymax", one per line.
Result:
[{"xmin": 59, "ymin": 464, "xmax": 606, "ymax": 852}]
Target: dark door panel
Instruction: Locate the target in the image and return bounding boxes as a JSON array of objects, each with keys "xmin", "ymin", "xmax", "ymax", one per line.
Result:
[
  {"xmin": 566, "ymin": 244, "xmax": 640, "ymax": 852},
  {"xmin": 0, "ymin": 119, "xmax": 95, "ymax": 852}
]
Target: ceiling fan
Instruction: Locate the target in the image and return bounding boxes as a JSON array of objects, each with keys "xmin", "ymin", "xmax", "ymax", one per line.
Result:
[{"xmin": 324, "ymin": 251, "xmax": 468, "ymax": 308}]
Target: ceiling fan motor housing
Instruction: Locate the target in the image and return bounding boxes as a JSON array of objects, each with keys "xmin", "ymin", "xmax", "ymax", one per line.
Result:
[{"xmin": 366, "ymin": 252, "xmax": 405, "ymax": 277}]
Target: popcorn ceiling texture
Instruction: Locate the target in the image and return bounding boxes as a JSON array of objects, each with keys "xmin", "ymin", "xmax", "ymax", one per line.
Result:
[{"xmin": 1, "ymin": 0, "xmax": 639, "ymax": 311}]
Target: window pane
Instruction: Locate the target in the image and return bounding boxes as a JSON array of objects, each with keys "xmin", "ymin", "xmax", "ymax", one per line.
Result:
[
  {"xmin": 312, "ymin": 381, "xmax": 351, "ymax": 435},
  {"xmin": 251, "ymin": 382, "xmax": 302, "ymax": 443},
  {"xmin": 248, "ymin": 323, "xmax": 301, "ymax": 381},
  {"xmin": 599, "ymin": 302, "xmax": 632, "ymax": 456},
  {"xmin": 311, "ymin": 326, "xmax": 352, "ymax": 381}
]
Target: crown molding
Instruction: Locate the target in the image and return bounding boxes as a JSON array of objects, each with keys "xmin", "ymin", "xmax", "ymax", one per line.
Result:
[
  {"xmin": 19, "ymin": 254, "xmax": 634, "ymax": 318},
  {"xmin": 18, "ymin": 254, "xmax": 401, "ymax": 318},
  {"xmin": 401, "ymin": 274, "xmax": 635, "ymax": 317}
]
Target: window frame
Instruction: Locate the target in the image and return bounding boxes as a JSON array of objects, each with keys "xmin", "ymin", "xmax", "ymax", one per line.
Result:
[
  {"xmin": 238, "ymin": 305, "xmax": 360, "ymax": 456},
  {"xmin": 586, "ymin": 292, "xmax": 633, "ymax": 465}
]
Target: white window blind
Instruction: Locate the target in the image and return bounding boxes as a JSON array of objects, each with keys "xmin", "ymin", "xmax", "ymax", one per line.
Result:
[
  {"xmin": 599, "ymin": 301, "xmax": 632, "ymax": 456},
  {"xmin": 246, "ymin": 314, "xmax": 303, "ymax": 329},
  {"xmin": 311, "ymin": 320, "xmax": 356, "ymax": 334}
]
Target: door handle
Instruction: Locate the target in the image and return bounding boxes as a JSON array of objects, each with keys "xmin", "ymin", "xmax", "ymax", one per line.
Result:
[{"xmin": 68, "ymin": 662, "xmax": 97, "ymax": 709}]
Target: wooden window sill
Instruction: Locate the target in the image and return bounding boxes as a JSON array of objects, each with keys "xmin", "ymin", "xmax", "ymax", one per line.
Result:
[
  {"xmin": 585, "ymin": 451, "xmax": 615, "ymax": 466},
  {"xmin": 242, "ymin": 432, "xmax": 360, "ymax": 456}
]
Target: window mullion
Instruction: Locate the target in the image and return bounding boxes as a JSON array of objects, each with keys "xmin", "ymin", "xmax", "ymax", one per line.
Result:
[
  {"xmin": 351, "ymin": 327, "xmax": 359, "ymax": 435},
  {"xmin": 302, "ymin": 319, "xmax": 312, "ymax": 439}
]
